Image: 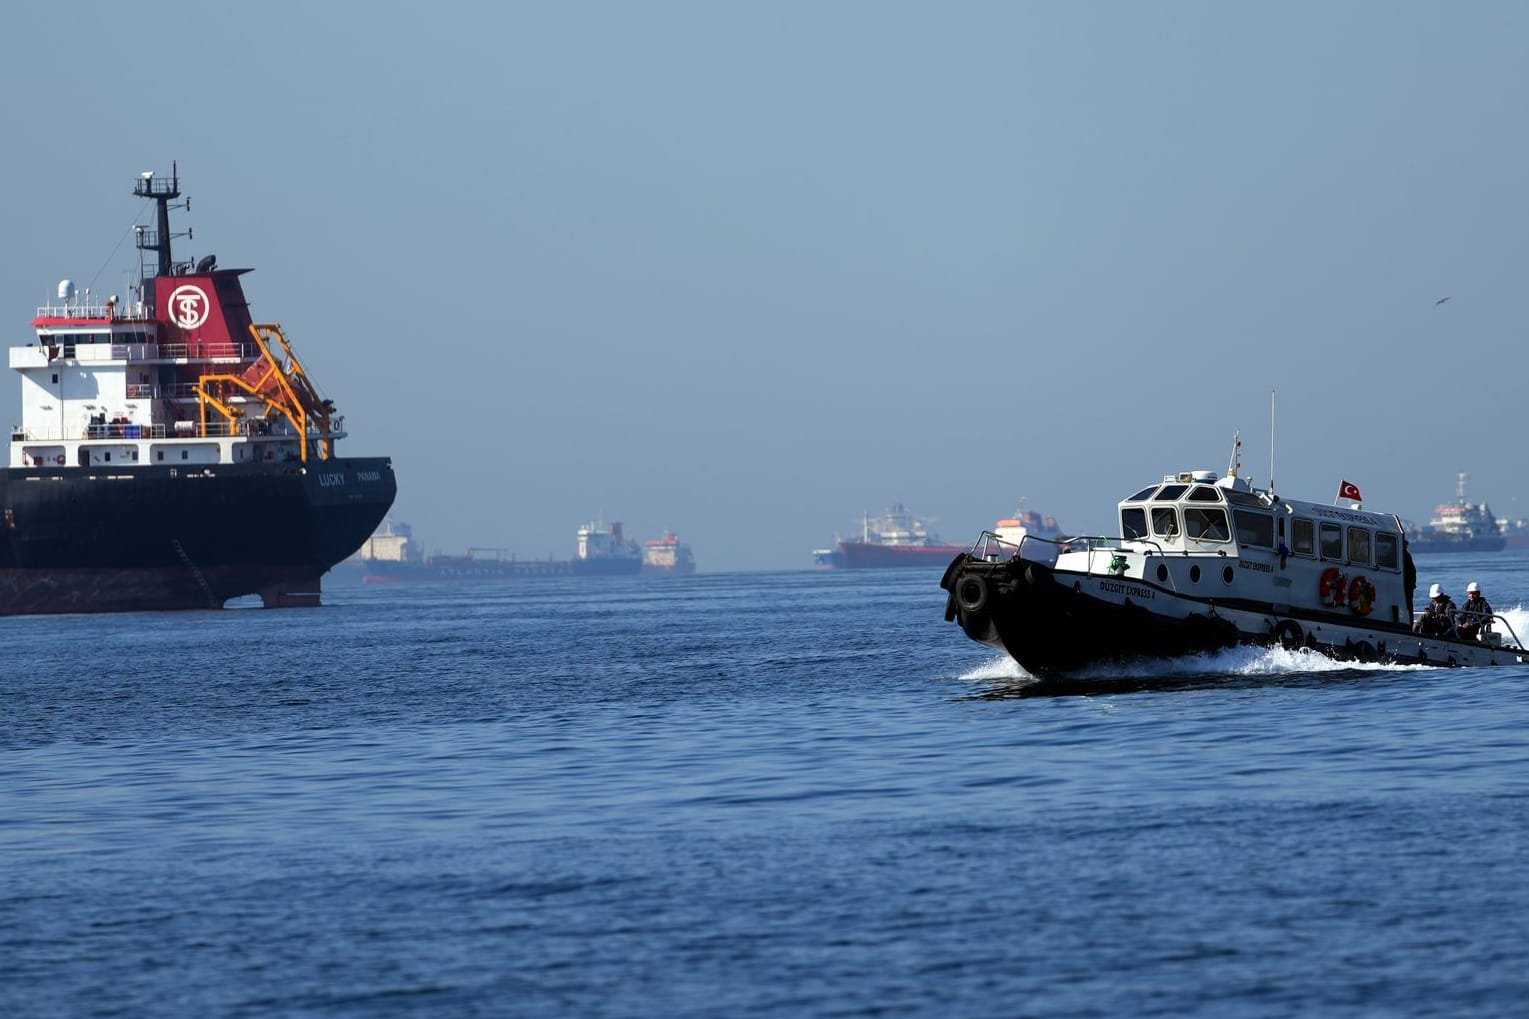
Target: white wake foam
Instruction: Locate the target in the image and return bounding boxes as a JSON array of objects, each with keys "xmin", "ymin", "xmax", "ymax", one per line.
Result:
[{"xmin": 956, "ymin": 640, "xmax": 1433, "ymax": 685}]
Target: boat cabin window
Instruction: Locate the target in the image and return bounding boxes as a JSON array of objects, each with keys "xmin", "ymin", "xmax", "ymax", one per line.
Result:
[
  {"xmin": 1292, "ymin": 519, "xmax": 1315, "ymax": 556},
  {"xmin": 1319, "ymin": 522, "xmax": 1343, "ymax": 560},
  {"xmin": 1156, "ymin": 484, "xmax": 1187, "ymax": 501},
  {"xmin": 1187, "ymin": 486, "xmax": 1222, "ymax": 502},
  {"xmin": 1184, "ymin": 507, "xmax": 1230, "ymax": 542},
  {"xmin": 1121, "ymin": 507, "xmax": 1148, "ymax": 540},
  {"xmin": 1151, "ymin": 506, "xmax": 1180, "ymax": 538},
  {"xmin": 1375, "ymin": 531, "xmax": 1399, "ymax": 569},
  {"xmin": 1347, "ymin": 527, "xmax": 1372, "ymax": 567},
  {"xmin": 1127, "ymin": 485, "xmax": 1160, "ymax": 502},
  {"xmin": 1234, "ymin": 510, "xmax": 1274, "ymax": 548}
]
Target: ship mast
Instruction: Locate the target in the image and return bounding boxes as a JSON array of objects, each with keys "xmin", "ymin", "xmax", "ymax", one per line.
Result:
[{"xmin": 132, "ymin": 162, "xmax": 188, "ymax": 312}]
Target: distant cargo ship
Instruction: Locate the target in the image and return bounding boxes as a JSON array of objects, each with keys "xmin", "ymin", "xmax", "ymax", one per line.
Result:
[
  {"xmin": 572, "ymin": 517, "xmax": 642, "ymax": 576},
  {"xmin": 357, "ymin": 519, "xmax": 569, "ymax": 582},
  {"xmin": 1499, "ymin": 517, "xmax": 1529, "ymax": 551},
  {"xmin": 357, "ymin": 516, "xmax": 648, "ymax": 581},
  {"xmin": 815, "ymin": 502, "xmax": 969, "ymax": 569},
  {"xmin": 814, "ymin": 502, "xmax": 1069, "ymax": 570},
  {"xmin": 642, "ymin": 531, "xmax": 696, "ymax": 575},
  {"xmin": 1404, "ymin": 473, "xmax": 1504, "ymax": 555},
  {"xmin": 991, "ymin": 508, "xmax": 1069, "ymax": 550}
]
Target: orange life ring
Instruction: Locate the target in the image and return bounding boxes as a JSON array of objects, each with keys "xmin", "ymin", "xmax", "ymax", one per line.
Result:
[
  {"xmin": 1319, "ymin": 566, "xmax": 1347, "ymax": 606},
  {"xmin": 1348, "ymin": 575, "xmax": 1376, "ymax": 616},
  {"xmin": 55, "ymin": 454, "xmax": 65, "ymax": 466}
]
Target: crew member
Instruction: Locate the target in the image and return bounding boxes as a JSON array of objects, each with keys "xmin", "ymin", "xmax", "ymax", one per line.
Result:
[
  {"xmin": 1414, "ymin": 583, "xmax": 1457, "ymax": 637},
  {"xmin": 1457, "ymin": 581, "xmax": 1494, "ymax": 641}
]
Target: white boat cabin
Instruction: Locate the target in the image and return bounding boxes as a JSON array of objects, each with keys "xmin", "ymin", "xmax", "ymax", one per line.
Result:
[{"xmin": 1087, "ymin": 469, "xmax": 1410, "ymax": 625}]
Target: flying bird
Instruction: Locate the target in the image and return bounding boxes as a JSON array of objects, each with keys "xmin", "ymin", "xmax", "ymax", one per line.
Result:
[{"xmin": 1435, "ymin": 296, "xmax": 1452, "ymax": 305}]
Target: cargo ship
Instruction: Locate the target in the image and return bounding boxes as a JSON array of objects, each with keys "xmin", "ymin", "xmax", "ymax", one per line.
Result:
[
  {"xmin": 1404, "ymin": 473, "xmax": 1504, "ymax": 555},
  {"xmin": 816, "ymin": 502, "xmax": 968, "ymax": 569},
  {"xmin": 1, "ymin": 165, "xmax": 395, "ymax": 614},
  {"xmin": 642, "ymin": 531, "xmax": 696, "ymax": 575},
  {"xmin": 355, "ymin": 517, "xmax": 647, "ymax": 581},
  {"xmin": 357, "ymin": 521, "xmax": 571, "ymax": 582},
  {"xmin": 572, "ymin": 517, "xmax": 642, "ymax": 576},
  {"xmin": 815, "ymin": 501, "xmax": 1068, "ymax": 570}
]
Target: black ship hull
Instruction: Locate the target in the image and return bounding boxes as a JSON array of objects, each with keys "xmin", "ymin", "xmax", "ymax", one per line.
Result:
[{"xmin": 0, "ymin": 457, "xmax": 395, "ymax": 614}]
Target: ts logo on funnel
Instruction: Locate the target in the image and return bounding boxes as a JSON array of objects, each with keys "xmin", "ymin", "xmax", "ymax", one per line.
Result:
[{"xmin": 168, "ymin": 284, "xmax": 210, "ymax": 329}]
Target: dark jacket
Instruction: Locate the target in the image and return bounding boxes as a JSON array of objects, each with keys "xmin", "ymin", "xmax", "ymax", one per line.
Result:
[{"xmin": 1460, "ymin": 593, "xmax": 1493, "ymax": 625}]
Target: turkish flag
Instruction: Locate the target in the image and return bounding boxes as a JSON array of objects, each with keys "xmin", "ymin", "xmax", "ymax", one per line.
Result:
[{"xmin": 1338, "ymin": 480, "xmax": 1363, "ymax": 502}]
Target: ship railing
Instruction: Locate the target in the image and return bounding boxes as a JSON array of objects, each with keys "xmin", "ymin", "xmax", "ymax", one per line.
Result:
[
  {"xmin": 1068, "ymin": 535, "xmax": 1179, "ymax": 588},
  {"xmin": 968, "ymin": 531, "xmax": 1066, "ymax": 567},
  {"xmin": 156, "ymin": 342, "xmax": 254, "ymax": 361},
  {"xmin": 1476, "ymin": 614, "xmax": 1528, "ymax": 651},
  {"xmin": 974, "ymin": 531, "xmax": 1182, "ymax": 591},
  {"xmin": 82, "ymin": 422, "xmax": 167, "ymax": 440},
  {"xmin": 1484, "ymin": 614, "xmax": 1527, "ymax": 651},
  {"xmin": 12, "ymin": 423, "xmax": 170, "ymax": 441},
  {"xmin": 71, "ymin": 343, "xmax": 157, "ymax": 362},
  {"xmin": 1415, "ymin": 611, "xmax": 1528, "ymax": 652},
  {"xmin": 12, "ymin": 421, "xmax": 316, "ymax": 443},
  {"xmin": 41, "ymin": 342, "xmax": 253, "ymax": 363},
  {"xmin": 968, "ymin": 531, "xmax": 1019, "ymax": 562},
  {"xmin": 35, "ymin": 302, "xmax": 119, "ymax": 319}
]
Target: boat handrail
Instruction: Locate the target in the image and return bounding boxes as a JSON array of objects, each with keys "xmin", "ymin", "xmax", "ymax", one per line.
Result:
[
  {"xmin": 1404, "ymin": 609, "xmax": 1526, "ymax": 651},
  {"xmin": 1487, "ymin": 614, "xmax": 1527, "ymax": 651},
  {"xmin": 1463, "ymin": 612, "xmax": 1526, "ymax": 652},
  {"xmin": 968, "ymin": 531, "xmax": 1020, "ymax": 562}
]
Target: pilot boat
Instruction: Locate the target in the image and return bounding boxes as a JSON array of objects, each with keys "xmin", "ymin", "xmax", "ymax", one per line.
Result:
[{"xmin": 939, "ymin": 445, "xmax": 1527, "ymax": 676}]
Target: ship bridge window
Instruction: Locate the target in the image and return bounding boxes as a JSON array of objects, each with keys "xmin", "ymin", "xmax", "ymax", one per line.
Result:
[
  {"xmin": 1234, "ymin": 510, "xmax": 1274, "ymax": 548},
  {"xmin": 1292, "ymin": 519, "xmax": 1315, "ymax": 556},
  {"xmin": 1224, "ymin": 490, "xmax": 1267, "ymax": 508},
  {"xmin": 1151, "ymin": 506, "xmax": 1180, "ymax": 538},
  {"xmin": 1122, "ymin": 507, "xmax": 1148, "ymax": 540},
  {"xmin": 1156, "ymin": 484, "xmax": 1187, "ymax": 501},
  {"xmin": 1187, "ymin": 486, "xmax": 1223, "ymax": 502},
  {"xmin": 1127, "ymin": 485, "xmax": 1160, "ymax": 502},
  {"xmin": 1375, "ymin": 531, "xmax": 1399, "ymax": 569},
  {"xmin": 1319, "ymin": 522, "xmax": 1343, "ymax": 560},
  {"xmin": 1347, "ymin": 527, "xmax": 1372, "ymax": 567},
  {"xmin": 1185, "ymin": 507, "xmax": 1230, "ymax": 542}
]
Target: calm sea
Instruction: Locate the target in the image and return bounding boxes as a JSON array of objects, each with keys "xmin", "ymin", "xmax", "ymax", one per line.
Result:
[{"xmin": 4, "ymin": 554, "xmax": 1529, "ymax": 1018}]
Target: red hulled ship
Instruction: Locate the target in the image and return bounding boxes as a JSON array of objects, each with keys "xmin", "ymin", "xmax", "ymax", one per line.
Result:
[{"xmin": 819, "ymin": 502, "xmax": 967, "ymax": 569}]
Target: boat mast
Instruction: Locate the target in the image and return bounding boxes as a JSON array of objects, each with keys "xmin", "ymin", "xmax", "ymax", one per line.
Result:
[{"xmin": 132, "ymin": 162, "xmax": 187, "ymax": 313}]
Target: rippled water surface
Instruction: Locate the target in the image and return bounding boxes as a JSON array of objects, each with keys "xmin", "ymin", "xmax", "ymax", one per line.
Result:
[{"xmin": 5, "ymin": 554, "xmax": 1529, "ymax": 1017}]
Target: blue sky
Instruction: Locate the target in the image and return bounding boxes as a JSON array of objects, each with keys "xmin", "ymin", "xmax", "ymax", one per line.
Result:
[{"xmin": 3, "ymin": 2, "xmax": 1527, "ymax": 570}]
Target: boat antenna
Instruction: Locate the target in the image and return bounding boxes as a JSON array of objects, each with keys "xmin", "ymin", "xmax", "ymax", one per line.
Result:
[
  {"xmin": 1226, "ymin": 430, "xmax": 1242, "ymax": 479},
  {"xmin": 1269, "ymin": 390, "xmax": 1276, "ymax": 495}
]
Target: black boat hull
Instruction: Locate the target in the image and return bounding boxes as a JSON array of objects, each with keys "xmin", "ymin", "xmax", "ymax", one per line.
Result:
[
  {"xmin": 0, "ymin": 457, "xmax": 395, "ymax": 614},
  {"xmin": 939, "ymin": 552, "xmax": 1525, "ymax": 676},
  {"xmin": 940, "ymin": 553, "xmax": 1238, "ymax": 676}
]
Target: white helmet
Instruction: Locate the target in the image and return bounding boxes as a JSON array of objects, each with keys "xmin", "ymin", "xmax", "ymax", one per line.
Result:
[
  {"xmin": 1429, "ymin": 583, "xmax": 1443, "ymax": 599},
  {"xmin": 1467, "ymin": 582, "xmax": 1480, "ymax": 593}
]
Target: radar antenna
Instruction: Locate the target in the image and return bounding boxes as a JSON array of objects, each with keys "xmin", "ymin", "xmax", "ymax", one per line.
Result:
[{"xmin": 131, "ymin": 161, "xmax": 191, "ymax": 308}]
